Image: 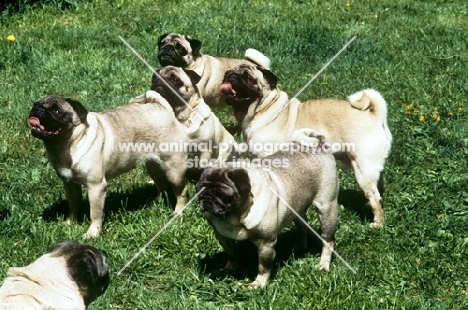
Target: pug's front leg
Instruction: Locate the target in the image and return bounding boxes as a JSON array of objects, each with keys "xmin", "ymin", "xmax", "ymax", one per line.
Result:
[
  {"xmin": 250, "ymin": 238, "xmax": 277, "ymax": 289},
  {"xmin": 63, "ymin": 180, "xmax": 82, "ymax": 225},
  {"xmin": 85, "ymin": 182, "xmax": 107, "ymax": 239},
  {"xmin": 213, "ymin": 229, "xmax": 239, "ymax": 273}
]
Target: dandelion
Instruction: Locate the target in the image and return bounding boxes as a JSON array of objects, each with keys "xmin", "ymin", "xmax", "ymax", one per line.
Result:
[
  {"xmin": 404, "ymin": 103, "xmax": 413, "ymax": 114},
  {"xmin": 448, "ymin": 112, "xmax": 453, "ymax": 117},
  {"xmin": 459, "ymin": 107, "xmax": 463, "ymax": 113},
  {"xmin": 346, "ymin": 3, "xmax": 352, "ymax": 8},
  {"xmin": 419, "ymin": 115, "xmax": 425, "ymax": 122},
  {"xmin": 7, "ymin": 34, "xmax": 15, "ymax": 42},
  {"xmin": 413, "ymin": 108, "xmax": 419, "ymax": 113}
]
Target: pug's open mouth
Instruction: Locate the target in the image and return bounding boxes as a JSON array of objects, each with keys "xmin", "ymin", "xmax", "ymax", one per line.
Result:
[
  {"xmin": 219, "ymin": 81, "xmax": 253, "ymax": 104},
  {"xmin": 28, "ymin": 117, "xmax": 62, "ymax": 136}
]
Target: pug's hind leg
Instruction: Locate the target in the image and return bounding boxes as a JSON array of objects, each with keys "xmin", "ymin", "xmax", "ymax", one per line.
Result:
[
  {"xmin": 161, "ymin": 163, "xmax": 188, "ymax": 216},
  {"xmin": 314, "ymin": 199, "xmax": 338, "ymax": 271},
  {"xmin": 145, "ymin": 160, "xmax": 187, "ymax": 216},
  {"xmin": 250, "ymin": 238, "xmax": 277, "ymax": 289},
  {"xmin": 293, "ymin": 211, "xmax": 308, "ymax": 252},
  {"xmin": 63, "ymin": 180, "xmax": 82, "ymax": 225},
  {"xmin": 349, "ymin": 157, "xmax": 384, "ymax": 228}
]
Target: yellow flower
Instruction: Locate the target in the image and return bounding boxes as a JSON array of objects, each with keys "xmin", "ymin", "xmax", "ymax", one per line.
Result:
[
  {"xmin": 404, "ymin": 103, "xmax": 413, "ymax": 114},
  {"xmin": 419, "ymin": 115, "xmax": 425, "ymax": 122},
  {"xmin": 7, "ymin": 35, "xmax": 15, "ymax": 42},
  {"xmin": 436, "ymin": 116, "xmax": 441, "ymax": 122},
  {"xmin": 459, "ymin": 107, "xmax": 463, "ymax": 112},
  {"xmin": 413, "ymin": 108, "xmax": 419, "ymax": 113},
  {"xmin": 346, "ymin": 2, "xmax": 352, "ymax": 8},
  {"xmin": 448, "ymin": 112, "xmax": 453, "ymax": 117}
]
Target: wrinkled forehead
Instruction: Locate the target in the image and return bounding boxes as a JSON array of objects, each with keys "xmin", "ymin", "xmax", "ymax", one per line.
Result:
[
  {"xmin": 230, "ymin": 64, "xmax": 264, "ymax": 80},
  {"xmin": 36, "ymin": 96, "xmax": 67, "ymax": 109},
  {"xmin": 159, "ymin": 66, "xmax": 191, "ymax": 82},
  {"xmin": 161, "ymin": 34, "xmax": 191, "ymax": 47}
]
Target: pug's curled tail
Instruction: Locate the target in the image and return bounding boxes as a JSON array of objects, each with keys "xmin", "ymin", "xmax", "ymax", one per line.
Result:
[
  {"xmin": 245, "ymin": 48, "xmax": 271, "ymax": 70},
  {"xmin": 348, "ymin": 89, "xmax": 388, "ymax": 121},
  {"xmin": 348, "ymin": 88, "xmax": 392, "ymax": 145},
  {"xmin": 291, "ymin": 128, "xmax": 327, "ymax": 150}
]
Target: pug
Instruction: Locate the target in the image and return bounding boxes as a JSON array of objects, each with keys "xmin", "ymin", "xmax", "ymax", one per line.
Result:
[
  {"xmin": 28, "ymin": 91, "xmax": 189, "ymax": 238},
  {"xmin": 0, "ymin": 241, "xmax": 110, "ymax": 309},
  {"xmin": 196, "ymin": 129, "xmax": 339, "ymax": 289},
  {"xmin": 220, "ymin": 64, "xmax": 393, "ymax": 228},
  {"xmin": 156, "ymin": 32, "xmax": 271, "ymax": 107},
  {"xmin": 149, "ymin": 65, "xmax": 239, "ymax": 172}
]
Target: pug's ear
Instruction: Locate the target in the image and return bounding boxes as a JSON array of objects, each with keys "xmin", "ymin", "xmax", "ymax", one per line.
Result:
[
  {"xmin": 227, "ymin": 168, "xmax": 251, "ymax": 198},
  {"xmin": 65, "ymin": 98, "xmax": 88, "ymax": 124},
  {"xmin": 184, "ymin": 69, "xmax": 202, "ymax": 85},
  {"xmin": 187, "ymin": 37, "xmax": 202, "ymax": 56},
  {"xmin": 257, "ymin": 67, "xmax": 278, "ymax": 89},
  {"xmin": 68, "ymin": 250, "xmax": 110, "ymax": 306}
]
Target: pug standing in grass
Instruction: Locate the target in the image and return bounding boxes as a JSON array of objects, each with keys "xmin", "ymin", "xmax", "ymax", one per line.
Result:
[
  {"xmin": 149, "ymin": 65, "xmax": 239, "ymax": 169},
  {"xmin": 28, "ymin": 91, "xmax": 189, "ymax": 238},
  {"xmin": 197, "ymin": 129, "xmax": 339, "ymax": 289},
  {"xmin": 156, "ymin": 33, "xmax": 271, "ymax": 107},
  {"xmin": 220, "ymin": 64, "xmax": 392, "ymax": 228},
  {"xmin": 0, "ymin": 241, "xmax": 109, "ymax": 309}
]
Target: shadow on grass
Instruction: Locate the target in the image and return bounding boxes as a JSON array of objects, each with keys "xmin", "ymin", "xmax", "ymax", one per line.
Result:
[
  {"xmin": 0, "ymin": 209, "xmax": 11, "ymax": 221},
  {"xmin": 41, "ymin": 184, "xmax": 170, "ymax": 223},
  {"xmin": 0, "ymin": 0, "xmax": 76, "ymax": 13},
  {"xmin": 199, "ymin": 227, "xmax": 324, "ymax": 283},
  {"xmin": 338, "ymin": 188, "xmax": 374, "ymax": 224}
]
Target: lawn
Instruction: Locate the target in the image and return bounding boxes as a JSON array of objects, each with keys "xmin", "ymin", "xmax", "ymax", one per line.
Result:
[{"xmin": 1, "ymin": 0, "xmax": 468, "ymax": 309}]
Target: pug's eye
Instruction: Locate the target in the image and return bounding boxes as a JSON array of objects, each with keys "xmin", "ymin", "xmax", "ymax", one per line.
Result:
[
  {"xmin": 170, "ymin": 75, "xmax": 180, "ymax": 84},
  {"xmin": 175, "ymin": 43, "xmax": 187, "ymax": 56},
  {"xmin": 242, "ymin": 72, "xmax": 255, "ymax": 85},
  {"xmin": 50, "ymin": 105, "xmax": 61, "ymax": 115}
]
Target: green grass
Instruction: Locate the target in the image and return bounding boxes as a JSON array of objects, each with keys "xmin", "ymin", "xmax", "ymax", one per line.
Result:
[{"xmin": 1, "ymin": 0, "xmax": 468, "ymax": 308}]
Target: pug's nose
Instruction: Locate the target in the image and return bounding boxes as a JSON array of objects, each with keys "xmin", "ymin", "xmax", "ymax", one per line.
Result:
[{"xmin": 36, "ymin": 107, "xmax": 46, "ymax": 115}]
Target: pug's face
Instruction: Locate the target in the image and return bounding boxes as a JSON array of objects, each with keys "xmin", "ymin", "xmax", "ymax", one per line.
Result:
[
  {"xmin": 219, "ymin": 64, "xmax": 278, "ymax": 107},
  {"xmin": 196, "ymin": 168, "xmax": 251, "ymax": 217},
  {"xmin": 28, "ymin": 96, "xmax": 88, "ymax": 141},
  {"xmin": 157, "ymin": 33, "xmax": 203, "ymax": 67},
  {"xmin": 50, "ymin": 241, "xmax": 110, "ymax": 306},
  {"xmin": 151, "ymin": 66, "xmax": 202, "ymax": 106}
]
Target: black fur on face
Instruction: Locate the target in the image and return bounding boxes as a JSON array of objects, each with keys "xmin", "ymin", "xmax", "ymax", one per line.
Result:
[
  {"xmin": 196, "ymin": 168, "xmax": 251, "ymax": 217},
  {"xmin": 28, "ymin": 96, "xmax": 88, "ymax": 142},
  {"xmin": 51, "ymin": 241, "xmax": 110, "ymax": 307},
  {"xmin": 220, "ymin": 65, "xmax": 278, "ymax": 108},
  {"xmin": 157, "ymin": 33, "xmax": 202, "ymax": 67},
  {"xmin": 151, "ymin": 67, "xmax": 201, "ymax": 107}
]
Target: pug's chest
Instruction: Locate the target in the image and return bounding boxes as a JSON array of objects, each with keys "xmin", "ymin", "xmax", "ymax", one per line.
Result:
[{"xmin": 207, "ymin": 216, "xmax": 250, "ymax": 240}]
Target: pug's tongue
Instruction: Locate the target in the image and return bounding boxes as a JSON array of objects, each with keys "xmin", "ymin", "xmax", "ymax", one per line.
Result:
[
  {"xmin": 28, "ymin": 117, "xmax": 45, "ymax": 130},
  {"xmin": 219, "ymin": 82, "xmax": 236, "ymax": 95}
]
